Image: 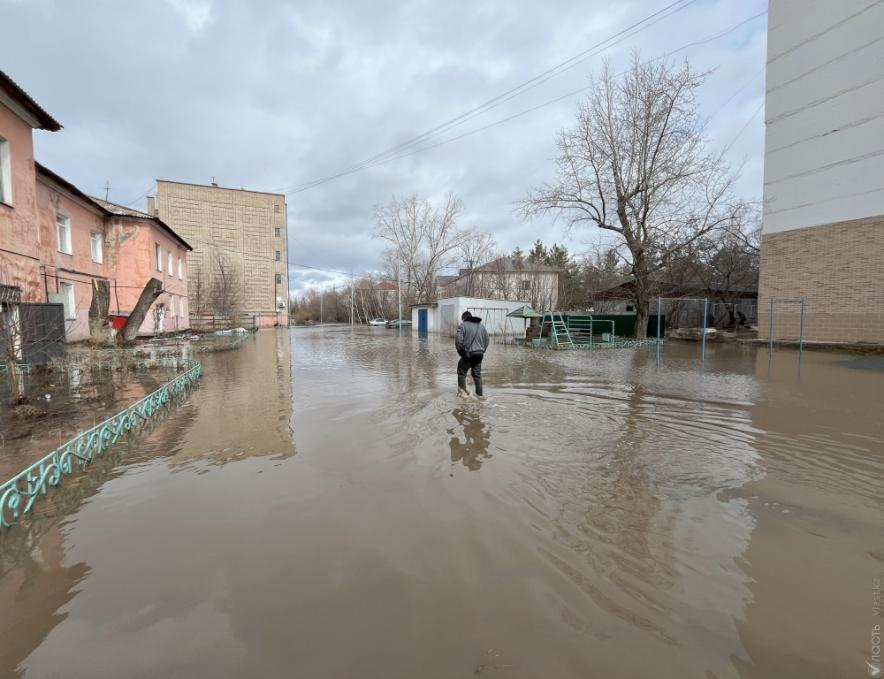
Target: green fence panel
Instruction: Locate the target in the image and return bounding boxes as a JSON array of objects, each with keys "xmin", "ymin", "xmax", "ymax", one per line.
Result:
[{"xmin": 564, "ymin": 314, "xmax": 665, "ymax": 338}]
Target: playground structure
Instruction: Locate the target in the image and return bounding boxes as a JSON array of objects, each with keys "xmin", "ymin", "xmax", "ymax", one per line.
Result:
[{"xmin": 528, "ymin": 311, "xmax": 661, "ymax": 350}]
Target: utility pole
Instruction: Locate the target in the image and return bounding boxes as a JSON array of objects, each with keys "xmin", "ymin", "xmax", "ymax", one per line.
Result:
[{"xmin": 104, "ymin": 181, "xmax": 111, "ymax": 201}]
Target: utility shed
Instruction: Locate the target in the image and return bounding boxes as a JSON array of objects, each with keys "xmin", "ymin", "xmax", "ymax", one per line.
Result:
[{"xmin": 411, "ymin": 297, "xmax": 529, "ymax": 337}]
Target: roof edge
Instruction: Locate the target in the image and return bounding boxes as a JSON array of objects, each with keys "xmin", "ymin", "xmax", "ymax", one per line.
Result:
[{"xmin": 0, "ymin": 71, "xmax": 62, "ymax": 131}]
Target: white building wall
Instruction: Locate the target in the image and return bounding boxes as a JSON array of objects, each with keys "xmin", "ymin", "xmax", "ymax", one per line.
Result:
[
  {"xmin": 414, "ymin": 297, "xmax": 529, "ymax": 337},
  {"xmin": 763, "ymin": 0, "xmax": 884, "ymax": 234}
]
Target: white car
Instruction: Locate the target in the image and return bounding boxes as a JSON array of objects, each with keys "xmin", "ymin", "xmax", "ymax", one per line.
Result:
[{"xmin": 368, "ymin": 318, "xmax": 388, "ymax": 326}]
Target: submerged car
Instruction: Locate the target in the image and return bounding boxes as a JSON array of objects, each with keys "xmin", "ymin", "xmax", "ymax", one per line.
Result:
[
  {"xmin": 368, "ymin": 318, "xmax": 388, "ymax": 326},
  {"xmin": 386, "ymin": 319, "xmax": 412, "ymax": 328}
]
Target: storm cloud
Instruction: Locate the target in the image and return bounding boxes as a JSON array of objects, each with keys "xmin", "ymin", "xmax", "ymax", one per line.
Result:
[{"xmin": 0, "ymin": 0, "xmax": 767, "ymax": 294}]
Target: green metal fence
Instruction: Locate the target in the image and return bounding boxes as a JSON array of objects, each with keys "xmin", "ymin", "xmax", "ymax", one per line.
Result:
[
  {"xmin": 563, "ymin": 314, "xmax": 665, "ymax": 338},
  {"xmin": 0, "ymin": 359, "xmax": 202, "ymax": 530}
]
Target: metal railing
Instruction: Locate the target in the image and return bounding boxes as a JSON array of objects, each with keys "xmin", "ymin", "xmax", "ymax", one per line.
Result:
[{"xmin": 0, "ymin": 359, "xmax": 202, "ymax": 530}]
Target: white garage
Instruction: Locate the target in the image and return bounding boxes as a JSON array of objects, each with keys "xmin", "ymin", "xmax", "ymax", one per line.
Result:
[{"xmin": 411, "ymin": 297, "xmax": 529, "ymax": 337}]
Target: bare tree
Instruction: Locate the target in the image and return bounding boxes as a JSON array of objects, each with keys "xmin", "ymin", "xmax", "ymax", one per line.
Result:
[
  {"xmin": 458, "ymin": 232, "xmax": 496, "ymax": 296},
  {"xmin": 521, "ymin": 55, "xmax": 740, "ymax": 337},
  {"xmin": 190, "ymin": 264, "xmax": 206, "ymax": 317},
  {"xmin": 209, "ymin": 249, "xmax": 243, "ymax": 327},
  {"xmin": 374, "ymin": 192, "xmax": 475, "ymax": 305}
]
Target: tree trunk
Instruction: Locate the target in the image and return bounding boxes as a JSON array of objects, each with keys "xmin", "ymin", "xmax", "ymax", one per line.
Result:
[
  {"xmin": 88, "ymin": 279, "xmax": 112, "ymax": 344},
  {"xmin": 117, "ymin": 278, "xmax": 163, "ymax": 345},
  {"xmin": 633, "ymin": 291, "xmax": 650, "ymax": 339}
]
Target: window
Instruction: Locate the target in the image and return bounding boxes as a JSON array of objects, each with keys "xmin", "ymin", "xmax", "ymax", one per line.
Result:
[
  {"xmin": 521, "ymin": 279, "xmax": 531, "ymax": 291},
  {"xmin": 167, "ymin": 251, "xmax": 174, "ymax": 275},
  {"xmin": 90, "ymin": 232, "xmax": 103, "ymax": 263},
  {"xmin": 56, "ymin": 213, "xmax": 72, "ymax": 254},
  {"xmin": 169, "ymin": 294, "xmax": 176, "ymax": 317},
  {"xmin": 274, "ymin": 250, "xmax": 281, "ymax": 262},
  {"xmin": 274, "ymin": 227, "xmax": 280, "ymax": 237},
  {"xmin": 60, "ymin": 282, "xmax": 75, "ymax": 319},
  {"xmin": 0, "ymin": 136, "xmax": 11, "ymax": 205},
  {"xmin": 178, "ymin": 256, "xmax": 183, "ymax": 279},
  {"xmin": 626, "ymin": 305, "xmax": 635, "ymax": 312},
  {"xmin": 273, "ymin": 204, "xmax": 280, "ymax": 214},
  {"xmin": 179, "ymin": 297, "xmax": 186, "ymax": 318},
  {"xmin": 275, "ymin": 273, "xmax": 282, "ymax": 284},
  {"xmin": 155, "ymin": 243, "xmax": 162, "ymax": 271}
]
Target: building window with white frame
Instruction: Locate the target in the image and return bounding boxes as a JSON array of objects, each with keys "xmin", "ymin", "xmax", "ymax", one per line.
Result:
[
  {"xmin": 155, "ymin": 243, "xmax": 162, "ymax": 271},
  {"xmin": 180, "ymin": 297, "xmax": 186, "ymax": 318},
  {"xmin": 169, "ymin": 294, "xmax": 176, "ymax": 318},
  {"xmin": 0, "ymin": 136, "xmax": 11, "ymax": 205},
  {"xmin": 178, "ymin": 256, "xmax": 183, "ymax": 279},
  {"xmin": 167, "ymin": 250, "xmax": 173, "ymax": 275},
  {"xmin": 90, "ymin": 232, "xmax": 103, "ymax": 263},
  {"xmin": 56, "ymin": 213, "xmax": 72, "ymax": 254},
  {"xmin": 60, "ymin": 282, "xmax": 76, "ymax": 319}
]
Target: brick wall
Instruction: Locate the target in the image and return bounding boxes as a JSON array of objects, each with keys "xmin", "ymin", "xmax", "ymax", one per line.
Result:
[
  {"xmin": 155, "ymin": 181, "xmax": 289, "ymax": 318},
  {"xmin": 758, "ymin": 216, "xmax": 884, "ymax": 343}
]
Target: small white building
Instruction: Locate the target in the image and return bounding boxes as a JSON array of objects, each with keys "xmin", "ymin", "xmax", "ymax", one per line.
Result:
[{"xmin": 411, "ymin": 296, "xmax": 529, "ymax": 337}]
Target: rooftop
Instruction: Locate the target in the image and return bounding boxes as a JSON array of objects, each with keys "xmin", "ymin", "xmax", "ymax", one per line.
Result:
[
  {"xmin": 91, "ymin": 196, "xmax": 193, "ymax": 251},
  {"xmin": 156, "ymin": 178, "xmax": 286, "ymax": 199},
  {"xmin": 0, "ymin": 70, "xmax": 62, "ymax": 131}
]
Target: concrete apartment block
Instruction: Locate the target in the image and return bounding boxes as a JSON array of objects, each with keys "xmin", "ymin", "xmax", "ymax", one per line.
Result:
[
  {"xmin": 154, "ymin": 180, "xmax": 289, "ymax": 327},
  {"xmin": 759, "ymin": 0, "xmax": 884, "ymax": 343}
]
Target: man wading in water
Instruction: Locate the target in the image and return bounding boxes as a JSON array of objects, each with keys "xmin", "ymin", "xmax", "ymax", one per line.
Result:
[{"xmin": 455, "ymin": 311, "xmax": 489, "ymax": 398}]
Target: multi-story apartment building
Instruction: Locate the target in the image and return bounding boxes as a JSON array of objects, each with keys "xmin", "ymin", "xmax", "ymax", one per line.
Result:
[
  {"xmin": 759, "ymin": 0, "xmax": 884, "ymax": 343},
  {"xmin": 152, "ymin": 180, "xmax": 289, "ymax": 327},
  {"xmin": 1, "ymin": 70, "xmax": 191, "ymax": 347}
]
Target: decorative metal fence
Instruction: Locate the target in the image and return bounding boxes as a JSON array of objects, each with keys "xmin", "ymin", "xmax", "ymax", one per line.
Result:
[{"xmin": 0, "ymin": 359, "xmax": 202, "ymax": 530}]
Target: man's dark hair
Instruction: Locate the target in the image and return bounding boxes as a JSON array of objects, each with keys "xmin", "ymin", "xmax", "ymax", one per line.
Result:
[{"xmin": 461, "ymin": 311, "xmax": 472, "ymax": 321}]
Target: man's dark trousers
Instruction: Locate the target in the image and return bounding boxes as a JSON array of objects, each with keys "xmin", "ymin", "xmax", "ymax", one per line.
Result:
[{"xmin": 457, "ymin": 353, "xmax": 484, "ymax": 396}]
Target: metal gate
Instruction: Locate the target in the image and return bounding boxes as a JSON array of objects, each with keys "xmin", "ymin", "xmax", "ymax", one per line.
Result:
[{"xmin": 20, "ymin": 302, "xmax": 65, "ymax": 364}]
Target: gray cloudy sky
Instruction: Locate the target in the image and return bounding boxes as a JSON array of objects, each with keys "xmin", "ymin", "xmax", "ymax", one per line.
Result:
[{"xmin": 1, "ymin": 0, "xmax": 767, "ymax": 295}]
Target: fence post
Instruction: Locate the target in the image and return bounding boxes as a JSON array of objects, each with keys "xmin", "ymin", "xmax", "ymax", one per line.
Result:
[
  {"xmin": 656, "ymin": 297, "xmax": 662, "ymax": 363},
  {"xmin": 701, "ymin": 297, "xmax": 708, "ymax": 365},
  {"xmin": 798, "ymin": 300, "xmax": 805, "ymax": 355}
]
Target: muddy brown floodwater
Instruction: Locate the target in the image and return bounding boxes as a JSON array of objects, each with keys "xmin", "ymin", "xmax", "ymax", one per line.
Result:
[{"xmin": 1, "ymin": 327, "xmax": 882, "ymax": 678}]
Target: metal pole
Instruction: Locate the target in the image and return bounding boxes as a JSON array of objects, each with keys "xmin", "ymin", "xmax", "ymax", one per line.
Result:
[
  {"xmin": 701, "ymin": 298, "xmax": 708, "ymax": 364},
  {"xmin": 798, "ymin": 300, "xmax": 805, "ymax": 355},
  {"xmin": 768, "ymin": 298, "xmax": 775, "ymax": 353},
  {"xmin": 656, "ymin": 296, "xmax": 662, "ymax": 363}
]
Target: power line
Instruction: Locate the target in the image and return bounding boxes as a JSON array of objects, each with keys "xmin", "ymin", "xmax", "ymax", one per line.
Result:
[
  {"xmin": 122, "ymin": 184, "xmax": 155, "ymax": 208},
  {"xmin": 281, "ymin": 9, "xmax": 767, "ymax": 195},
  {"xmin": 272, "ymin": 0, "xmax": 702, "ymax": 195},
  {"xmin": 722, "ymin": 101, "xmax": 764, "ymax": 154}
]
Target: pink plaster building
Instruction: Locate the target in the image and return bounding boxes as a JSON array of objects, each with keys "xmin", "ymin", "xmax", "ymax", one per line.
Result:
[
  {"xmin": 0, "ymin": 70, "xmax": 61, "ymax": 302},
  {"xmin": 1, "ymin": 70, "xmax": 192, "ymax": 345}
]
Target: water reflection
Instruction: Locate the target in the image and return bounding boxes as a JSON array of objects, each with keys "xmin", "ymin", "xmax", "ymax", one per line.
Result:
[
  {"xmin": 448, "ymin": 406, "xmax": 491, "ymax": 471},
  {"xmin": 0, "ymin": 328, "xmax": 881, "ymax": 678}
]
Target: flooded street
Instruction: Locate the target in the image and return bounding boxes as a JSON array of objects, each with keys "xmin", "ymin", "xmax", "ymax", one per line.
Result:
[{"xmin": 1, "ymin": 327, "xmax": 882, "ymax": 678}]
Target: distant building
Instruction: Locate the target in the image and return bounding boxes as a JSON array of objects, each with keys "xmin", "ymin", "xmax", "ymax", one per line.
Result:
[
  {"xmin": 1, "ymin": 69, "xmax": 191, "ymax": 350},
  {"xmin": 153, "ymin": 180, "xmax": 289, "ymax": 327},
  {"xmin": 437, "ymin": 257, "xmax": 561, "ymax": 310},
  {"xmin": 759, "ymin": 0, "xmax": 884, "ymax": 343}
]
